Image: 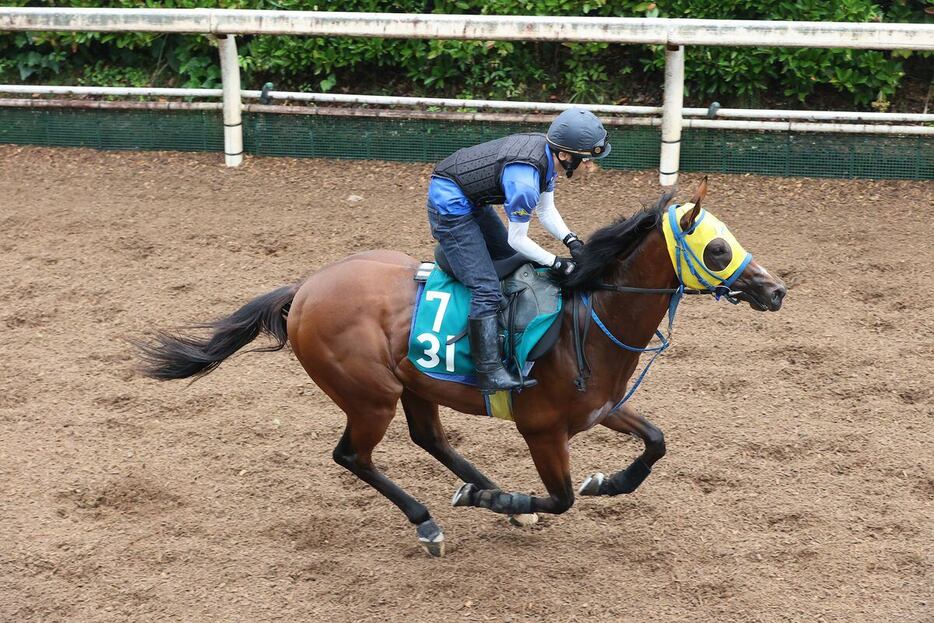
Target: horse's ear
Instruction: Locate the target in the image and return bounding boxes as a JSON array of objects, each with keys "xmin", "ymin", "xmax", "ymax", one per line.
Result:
[
  {"xmin": 679, "ymin": 203, "xmax": 702, "ymax": 230},
  {"xmin": 690, "ymin": 175, "xmax": 708, "ymax": 207},
  {"xmin": 679, "ymin": 176, "xmax": 707, "ymax": 230}
]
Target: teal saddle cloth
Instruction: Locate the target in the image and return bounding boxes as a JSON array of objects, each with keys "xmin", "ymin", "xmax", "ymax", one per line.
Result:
[{"xmin": 408, "ymin": 264, "xmax": 563, "ymax": 385}]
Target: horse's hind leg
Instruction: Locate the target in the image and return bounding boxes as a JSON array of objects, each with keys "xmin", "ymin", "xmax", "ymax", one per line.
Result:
[
  {"xmin": 578, "ymin": 403, "xmax": 666, "ymax": 496},
  {"xmin": 400, "ymin": 390, "xmax": 538, "ymax": 527},
  {"xmin": 331, "ymin": 407, "xmax": 446, "ymax": 557}
]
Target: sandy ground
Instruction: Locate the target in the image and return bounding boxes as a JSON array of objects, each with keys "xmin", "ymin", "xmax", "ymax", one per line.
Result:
[{"xmin": 0, "ymin": 145, "xmax": 931, "ymax": 622}]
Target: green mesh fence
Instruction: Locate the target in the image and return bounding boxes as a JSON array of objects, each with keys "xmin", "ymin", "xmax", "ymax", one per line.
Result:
[
  {"xmin": 245, "ymin": 114, "xmax": 663, "ymax": 171},
  {"xmin": 0, "ymin": 107, "xmax": 223, "ymax": 152},
  {"xmin": 1, "ymin": 107, "xmax": 931, "ymax": 180}
]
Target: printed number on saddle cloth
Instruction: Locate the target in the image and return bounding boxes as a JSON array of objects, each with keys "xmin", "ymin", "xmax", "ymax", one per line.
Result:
[{"xmin": 416, "ymin": 291, "xmax": 456, "ymax": 372}]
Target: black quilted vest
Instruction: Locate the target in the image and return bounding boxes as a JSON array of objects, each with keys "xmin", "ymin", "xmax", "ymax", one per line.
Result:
[{"xmin": 432, "ymin": 133, "xmax": 550, "ymax": 206}]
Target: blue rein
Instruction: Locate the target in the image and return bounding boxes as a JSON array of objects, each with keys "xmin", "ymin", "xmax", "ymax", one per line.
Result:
[
  {"xmin": 584, "ymin": 205, "xmax": 749, "ymax": 413},
  {"xmin": 581, "ymin": 287, "xmax": 682, "ymax": 413}
]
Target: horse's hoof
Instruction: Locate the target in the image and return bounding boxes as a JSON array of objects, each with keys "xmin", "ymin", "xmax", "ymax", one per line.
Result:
[
  {"xmin": 508, "ymin": 513, "xmax": 539, "ymax": 527},
  {"xmin": 451, "ymin": 482, "xmax": 476, "ymax": 507},
  {"xmin": 416, "ymin": 518, "xmax": 445, "ymax": 558},
  {"xmin": 578, "ymin": 472, "xmax": 605, "ymax": 496}
]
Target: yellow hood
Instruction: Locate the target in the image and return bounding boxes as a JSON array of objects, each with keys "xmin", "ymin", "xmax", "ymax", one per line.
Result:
[{"xmin": 661, "ymin": 204, "xmax": 752, "ymax": 291}]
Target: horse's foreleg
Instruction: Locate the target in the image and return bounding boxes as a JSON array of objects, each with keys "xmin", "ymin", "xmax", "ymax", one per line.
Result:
[
  {"xmin": 452, "ymin": 429, "xmax": 574, "ymax": 516},
  {"xmin": 578, "ymin": 404, "xmax": 666, "ymax": 496}
]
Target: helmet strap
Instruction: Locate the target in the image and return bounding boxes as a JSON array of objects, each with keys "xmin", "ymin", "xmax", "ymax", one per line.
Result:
[{"xmin": 557, "ymin": 153, "xmax": 583, "ymax": 178}]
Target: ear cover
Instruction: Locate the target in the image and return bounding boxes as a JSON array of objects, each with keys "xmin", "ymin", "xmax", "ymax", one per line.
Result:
[
  {"xmin": 679, "ymin": 203, "xmax": 702, "ymax": 231},
  {"xmin": 662, "ymin": 203, "xmax": 752, "ymax": 290}
]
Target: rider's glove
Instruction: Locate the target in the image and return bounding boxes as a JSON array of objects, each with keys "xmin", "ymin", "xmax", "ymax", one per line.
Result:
[
  {"xmin": 563, "ymin": 233, "xmax": 585, "ymax": 262},
  {"xmin": 551, "ymin": 256, "xmax": 576, "ymax": 276}
]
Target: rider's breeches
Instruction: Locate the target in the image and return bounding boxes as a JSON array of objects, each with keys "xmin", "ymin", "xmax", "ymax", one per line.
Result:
[{"xmin": 428, "ymin": 204, "xmax": 511, "ymax": 318}]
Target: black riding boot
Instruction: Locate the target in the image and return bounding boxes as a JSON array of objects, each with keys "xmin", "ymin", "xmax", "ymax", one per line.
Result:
[{"xmin": 468, "ymin": 315, "xmax": 537, "ymax": 394}]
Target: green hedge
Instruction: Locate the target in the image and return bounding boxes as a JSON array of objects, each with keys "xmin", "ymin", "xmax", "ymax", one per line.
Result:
[{"xmin": 1, "ymin": 1, "xmax": 930, "ymax": 110}]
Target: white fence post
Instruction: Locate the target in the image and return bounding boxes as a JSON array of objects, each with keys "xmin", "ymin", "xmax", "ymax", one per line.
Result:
[
  {"xmin": 217, "ymin": 35, "xmax": 243, "ymax": 167},
  {"xmin": 659, "ymin": 44, "xmax": 685, "ymax": 187}
]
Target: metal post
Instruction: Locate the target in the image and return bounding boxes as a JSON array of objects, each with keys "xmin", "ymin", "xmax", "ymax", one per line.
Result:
[
  {"xmin": 659, "ymin": 44, "xmax": 684, "ymax": 187},
  {"xmin": 217, "ymin": 35, "xmax": 243, "ymax": 167}
]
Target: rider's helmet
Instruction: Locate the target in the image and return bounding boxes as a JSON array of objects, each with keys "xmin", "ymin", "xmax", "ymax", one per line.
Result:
[{"xmin": 546, "ymin": 108, "xmax": 612, "ymax": 178}]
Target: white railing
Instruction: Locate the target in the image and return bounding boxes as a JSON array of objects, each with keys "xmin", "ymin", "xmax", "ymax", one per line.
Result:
[
  {"xmin": 5, "ymin": 85, "xmax": 932, "ymax": 124},
  {"xmin": 3, "ymin": 8, "xmax": 931, "ymax": 48},
  {"xmin": 2, "ymin": 8, "xmax": 933, "ymax": 181}
]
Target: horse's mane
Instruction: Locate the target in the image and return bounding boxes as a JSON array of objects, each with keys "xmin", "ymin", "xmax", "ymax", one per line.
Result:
[{"xmin": 554, "ymin": 190, "xmax": 676, "ymax": 291}]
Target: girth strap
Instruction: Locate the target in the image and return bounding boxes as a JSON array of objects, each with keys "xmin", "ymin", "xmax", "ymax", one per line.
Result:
[
  {"xmin": 505, "ymin": 289, "xmax": 522, "ymax": 367},
  {"xmin": 572, "ymin": 291, "xmax": 593, "ymax": 392}
]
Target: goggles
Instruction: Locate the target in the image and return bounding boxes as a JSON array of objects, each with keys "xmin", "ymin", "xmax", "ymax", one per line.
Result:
[
  {"xmin": 588, "ymin": 133, "xmax": 610, "ymax": 158},
  {"xmin": 661, "ymin": 204, "xmax": 752, "ymax": 291},
  {"xmin": 549, "ymin": 129, "xmax": 611, "ymax": 160},
  {"xmin": 550, "ymin": 132, "xmax": 612, "ymax": 179}
]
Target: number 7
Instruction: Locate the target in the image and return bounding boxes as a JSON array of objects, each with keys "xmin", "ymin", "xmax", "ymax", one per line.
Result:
[{"xmin": 425, "ymin": 291, "xmax": 451, "ymax": 332}]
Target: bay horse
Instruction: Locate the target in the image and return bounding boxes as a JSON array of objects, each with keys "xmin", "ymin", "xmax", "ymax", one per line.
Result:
[{"xmin": 137, "ymin": 179, "xmax": 785, "ymax": 557}]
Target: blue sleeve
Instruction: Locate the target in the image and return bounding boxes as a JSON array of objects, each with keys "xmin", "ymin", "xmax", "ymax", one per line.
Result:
[
  {"xmin": 501, "ymin": 163, "xmax": 541, "ymax": 223},
  {"xmin": 427, "ymin": 176, "xmax": 474, "ymax": 215},
  {"xmin": 544, "ymin": 144, "xmax": 556, "ymax": 192}
]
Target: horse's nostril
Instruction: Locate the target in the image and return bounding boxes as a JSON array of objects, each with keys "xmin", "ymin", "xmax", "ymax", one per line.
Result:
[{"xmin": 771, "ymin": 286, "xmax": 787, "ymax": 308}]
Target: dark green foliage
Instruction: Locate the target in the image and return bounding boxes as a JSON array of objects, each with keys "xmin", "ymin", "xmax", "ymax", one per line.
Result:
[
  {"xmin": 640, "ymin": 0, "xmax": 929, "ymax": 109},
  {"xmin": 1, "ymin": 0, "xmax": 930, "ymax": 109}
]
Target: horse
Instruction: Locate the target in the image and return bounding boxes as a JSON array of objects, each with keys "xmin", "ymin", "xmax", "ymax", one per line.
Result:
[{"xmin": 137, "ymin": 179, "xmax": 786, "ymax": 557}]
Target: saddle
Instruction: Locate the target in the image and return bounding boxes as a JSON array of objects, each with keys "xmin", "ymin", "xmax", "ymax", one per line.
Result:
[
  {"xmin": 426, "ymin": 245, "xmax": 563, "ymax": 362},
  {"xmin": 434, "ymin": 245, "xmax": 528, "ymax": 280}
]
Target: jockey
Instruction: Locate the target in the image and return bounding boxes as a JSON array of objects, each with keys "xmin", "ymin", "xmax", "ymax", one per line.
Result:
[{"xmin": 426, "ymin": 108, "xmax": 612, "ymax": 394}]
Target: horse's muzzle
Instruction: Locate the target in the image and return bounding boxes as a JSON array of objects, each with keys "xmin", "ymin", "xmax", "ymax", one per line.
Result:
[
  {"xmin": 737, "ymin": 284, "xmax": 785, "ymax": 311},
  {"xmin": 768, "ymin": 284, "xmax": 787, "ymax": 310},
  {"xmin": 732, "ymin": 263, "xmax": 786, "ymax": 312}
]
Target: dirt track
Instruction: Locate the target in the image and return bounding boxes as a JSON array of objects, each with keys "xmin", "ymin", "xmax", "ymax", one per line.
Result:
[{"xmin": 0, "ymin": 145, "xmax": 931, "ymax": 622}]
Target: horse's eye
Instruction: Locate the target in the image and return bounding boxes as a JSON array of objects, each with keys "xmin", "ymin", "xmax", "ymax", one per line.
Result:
[{"xmin": 703, "ymin": 238, "xmax": 733, "ymax": 271}]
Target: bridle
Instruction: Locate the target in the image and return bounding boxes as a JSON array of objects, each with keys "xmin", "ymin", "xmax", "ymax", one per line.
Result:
[
  {"xmin": 571, "ymin": 205, "xmax": 749, "ymax": 413},
  {"xmin": 595, "ymin": 282, "xmax": 743, "ymax": 303}
]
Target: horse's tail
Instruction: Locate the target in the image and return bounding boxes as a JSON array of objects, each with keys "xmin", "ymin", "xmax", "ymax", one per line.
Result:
[{"xmin": 137, "ymin": 284, "xmax": 298, "ymax": 381}]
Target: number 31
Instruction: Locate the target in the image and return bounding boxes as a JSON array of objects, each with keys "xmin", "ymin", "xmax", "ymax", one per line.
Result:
[{"xmin": 416, "ymin": 290, "xmax": 455, "ymax": 371}]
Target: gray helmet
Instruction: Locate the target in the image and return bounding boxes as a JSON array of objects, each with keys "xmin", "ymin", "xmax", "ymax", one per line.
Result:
[{"xmin": 546, "ymin": 108, "xmax": 611, "ymax": 177}]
